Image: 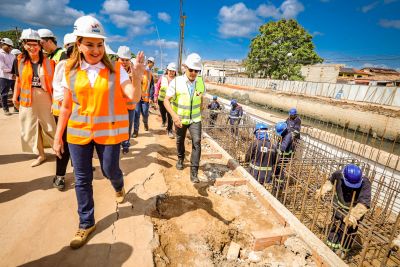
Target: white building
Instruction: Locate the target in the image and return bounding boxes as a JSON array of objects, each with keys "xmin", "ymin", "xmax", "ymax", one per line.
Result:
[{"xmin": 203, "ymin": 60, "xmax": 246, "ymax": 77}]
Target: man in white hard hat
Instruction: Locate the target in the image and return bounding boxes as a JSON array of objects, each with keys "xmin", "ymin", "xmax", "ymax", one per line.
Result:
[
  {"xmin": 63, "ymin": 33, "xmax": 76, "ymax": 58},
  {"xmin": 38, "ymin": 28, "xmax": 66, "ymax": 63},
  {"xmin": 163, "ymin": 53, "xmax": 205, "ymax": 183},
  {"xmin": 0, "ymin": 38, "xmax": 16, "ymax": 115}
]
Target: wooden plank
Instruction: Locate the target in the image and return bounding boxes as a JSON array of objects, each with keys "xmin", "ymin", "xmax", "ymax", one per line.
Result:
[{"xmin": 252, "ymin": 228, "xmax": 294, "ymax": 251}]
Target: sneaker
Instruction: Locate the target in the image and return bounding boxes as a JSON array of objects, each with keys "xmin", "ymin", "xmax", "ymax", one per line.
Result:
[
  {"xmin": 190, "ymin": 169, "xmax": 200, "ymax": 183},
  {"xmin": 122, "ymin": 147, "xmax": 129, "ymax": 154},
  {"xmin": 4, "ymin": 110, "xmax": 11, "ymax": 116},
  {"xmin": 53, "ymin": 175, "xmax": 65, "ymax": 191},
  {"xmin": 144, "ymin": 124, "xmax": 149, "ymax": 131},
  {"xmin": 116, "ymin": 187, "xmax": 126, "ymax": 204},
  {"xmin": 70, "ymin": 225, "xmax": 96, "ymax": 249},
  {"xmin": 176, "ymin": 158, "xmax": 184, "ymax": 170},
  {"xmin": 132, "ymin": 130, "xmax": 138, "ymax": 138},
  {"xmin": 161, "ymin": 122, "xmax": 166, "ymax": 127},
  {"xmin": 13, "ymin": 107, "xmax": 19, "ymax": 113},
  {"xmin": 168, "ymin": 131, "xmax": 175, "ymax": 139}
]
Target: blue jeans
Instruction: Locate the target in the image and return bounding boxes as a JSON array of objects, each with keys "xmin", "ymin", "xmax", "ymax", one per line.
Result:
[
  {"xmin": 133, "ymin": 100, "xmax": 149, "ymax": 132},
  {"xmin": 0, "ymin": 78, "xmax": 15, "ymax": 111},
  {"xmin": 122, "ymin": 109, "xmax": 135, "ymax": 149},
  {"xmin": 69, "ymin": 141, "xmax": 124, "ymax": 229}
]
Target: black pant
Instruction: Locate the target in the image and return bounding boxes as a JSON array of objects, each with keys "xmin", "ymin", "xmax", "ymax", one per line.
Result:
[
  {"xmin": 0, "ymin": 78, "xmax": 15, "ymax": 111},
  {"xmin": 176, "ymin": 121, "xmax": 201, "ymax": 169},
  {"xmin": 55, "ymin": 116, "xmax": 70, "ymax": 176},
  {"xmin": 158, "ymin": 100, "xmax": 173, "ymax": 131}
]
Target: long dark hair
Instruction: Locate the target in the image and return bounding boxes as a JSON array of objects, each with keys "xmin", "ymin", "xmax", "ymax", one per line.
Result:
[{"xmin": 20, "ymin": 40, "xmax": 44, "ymax": 64}]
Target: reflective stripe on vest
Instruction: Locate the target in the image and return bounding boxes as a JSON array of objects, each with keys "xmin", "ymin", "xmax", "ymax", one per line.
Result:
[
  {"xmin": 158, "ymin": 76, "xmax": 169, "ymax": 101},
  {"xmin": 249, "ymin": 163, "xmax": 272, "ymax": 171},
  {"xmin": 334, "ymin": 193, "xmax": 350, "ymax": 211},
  {"xmin": 141, "ymin": 70, "xmax": 151, "ymax": 102},
  {"xmin": 18, "ymin": 56, "xmax": 54, "ymax": 107},
  {"xmin": 52, "ymin": 99, "xmax": 62, "ymax": 116},
  {"xmin": 326, "ymin": 240, "xmax": 340, "ymax": 249},
  {"xmin": 49, "ymin": 48, "xmax": 64, "ymax": 64},
  {"xmin": 66, "ymin": 61, "xmax": 128, "ymax": 145},
  {"xmin": 172, "ymin": 75, "xmax": 205, "ymax": 125}
]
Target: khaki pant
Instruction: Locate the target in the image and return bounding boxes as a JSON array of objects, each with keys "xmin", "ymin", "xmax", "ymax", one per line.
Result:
[{"xmin": 19, "ymin": 88, "xmax": 56, "ymax": 155}]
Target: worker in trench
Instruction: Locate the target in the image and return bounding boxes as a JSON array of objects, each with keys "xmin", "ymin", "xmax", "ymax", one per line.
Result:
[
  {"xmin": 286, "ymin": 108, "xmax": 301, "ymax": 140},
  {"xmin": 227, "ymin": 99, "xmax": 243, "ymax": 136},
  {"xmin": 245, "ymin": 123, "xmax": 277, "ymax": 184},
  {"xmin": 207, "ymin": 95, "xmax": 222, "ymax": 127},
  {"xmin": 315, "ymin": 164, "xmax": 371, "ymax": 256}
]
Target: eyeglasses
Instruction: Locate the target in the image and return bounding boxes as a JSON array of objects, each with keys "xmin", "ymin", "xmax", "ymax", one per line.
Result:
[{"xmin": 188, "ymin": 68, "xmax": 200, "ymax": 73}]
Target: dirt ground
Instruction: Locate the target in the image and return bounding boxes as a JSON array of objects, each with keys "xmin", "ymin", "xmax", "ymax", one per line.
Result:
[{"xmin": 0, "ymin": 109, "xmax": 317, "ymax": 266}]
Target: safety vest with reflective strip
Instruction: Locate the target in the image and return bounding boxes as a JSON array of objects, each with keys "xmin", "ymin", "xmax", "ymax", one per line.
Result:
[
  {"xmin": 158, "ymin": 75, "xmax": 169, "ymax": 101},
  {"xmin": 49, "ymin": 48, "xmax": 64, "ymax": 64},
  {"xmin": 249, "ymin": 163, "xmax": 272, "ymax": 171},
  {"xmin": 66, "ymin": 61, "xmax": 129, "ymax": 145},
  {"xmin": 17, "ymin": 56, "xmax": 54, "ymax": 107},
  {"xmin": 141, "ymin": 69, "xmax": 152, "ymax": 102},
  {"xmin": 172, "ymin": 75, "xmax": 205, "ymax": 125}
]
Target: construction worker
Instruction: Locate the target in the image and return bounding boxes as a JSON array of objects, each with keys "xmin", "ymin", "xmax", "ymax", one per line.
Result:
[
  {"xmin": 154, "ymin": 62, "xmax": 177, "ymax": 138},
  {"xmin": 391, "ymin": 234, "xmax": 400, "ymax": 251},
  {"xmin": 207, "ymin": 95, "xmax": 222, "ymax": 126},
  {"xmin": 50, "ymin": 32, "xmax": 76, "ymax": 191},
  {"xmin": 52, "ymin": 15, "xmax": 143, "ymax": 249},
  {"xmin": 163, "ymin": 53, "xmax": 205, "ymax": 183},
  {"xmin": 38, "ymin": 29, "xmax": 67, "ymax": 63},
  {"xmin": 275, "ymin": 121, "xmax": 295, "ymax": 158},
  {"xmin": 286, "ymin": 108, "xmax": 301, "ymax": 138},
  {"xmin": 245, "ymin": 123, "xmax": 277, "ymax": 184},
  {"xmin": 12, "ymin": 29, "xmax": 56, "ymax": 167},
  {"xmin": 315, "ymin": 164, "xmax": 371, "ymax": 254},
  {"xmin": 0, "ymin": 38, "xmax": 16, "ymax": 115},
  {"xmin": 133, "ymin": 57, "xmax": 154, "ymax": 137},
  {"xmin": 117, "ymin": 46, "xmax": 137, "ymax": 153},
  {"xmin": 228, "ymin": 99, "xmax": 243, "ymax": 135}
]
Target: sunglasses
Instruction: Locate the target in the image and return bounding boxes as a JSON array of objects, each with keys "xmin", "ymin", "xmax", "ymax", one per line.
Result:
[{"xmin": 188, "ymin": 68, "xmax": 200, "ymax": 73}]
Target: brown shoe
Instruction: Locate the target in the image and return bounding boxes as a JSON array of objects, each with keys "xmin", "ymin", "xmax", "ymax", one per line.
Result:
[
  {"xmin": 70, "ymin": 225, "xmax": 96, "ymax": 249},
  {"xmin": 116, "ymin": 187, "xmax": 126, "ymax": 204}
]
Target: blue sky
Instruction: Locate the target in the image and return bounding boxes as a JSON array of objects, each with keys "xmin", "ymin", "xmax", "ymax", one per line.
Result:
[{"xmin": 0, "ymin": 0, "xmax": 399, "ymax": 70}]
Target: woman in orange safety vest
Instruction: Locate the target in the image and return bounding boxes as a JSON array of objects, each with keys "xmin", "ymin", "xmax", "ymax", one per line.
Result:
[
  {"xmin": 12, "ymin": 28, "xmax": 56, "ymax": 167},
  {"xmin": 52, "ymin": 16, "xmax": 143, "ymax": 249}
]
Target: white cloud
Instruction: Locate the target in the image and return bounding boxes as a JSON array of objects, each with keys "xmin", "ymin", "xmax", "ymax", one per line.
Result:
[
  {"xmin": 361, "ymin": 2, "xmax": 379, "ymax": 13},
  {"xmin": 379, "ymin": 19, "xmax": 400, "ymax": 29},
  {"xmin": 362, "ymin": 63, "xmax": 390, "ymax": 69},
  {"xmin": 0, "ymin": 0, "xmax": 84, "ymax": 27},
  {"xmin": 143, "ymin": 39, "xmax": 178, "ymax": 49},
  {"xmin": 102, "ymin": 0, "xmax": 152, "ymax": 36},
  {"xmin": 312, "ymin": 31, "xmax": 324, "ymax": 36},
  {"xmin": 107, "ymin": 35, "xmax": 129, "ymax": 43},
  {"xmin": 158, "ymin": 12, "xmax": 171, "ymax": 23},
  {"xmin": 218, "ymin": 1, "xmax": 305, "ymax": 38}
]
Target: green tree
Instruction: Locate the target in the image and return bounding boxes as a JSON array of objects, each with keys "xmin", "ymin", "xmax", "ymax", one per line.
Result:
[
  {"xmin": 0, "ymin": 29, "xmax": 22, "ymax": 49},
  {"xmin": 246, "ymin": 19, "xmax": 323, "ymax": 80}
]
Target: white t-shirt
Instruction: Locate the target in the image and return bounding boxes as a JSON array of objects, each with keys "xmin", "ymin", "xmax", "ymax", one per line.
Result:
[{"xmin": 59, "ymin": 60, "xmax": 130, "ymax": 99}]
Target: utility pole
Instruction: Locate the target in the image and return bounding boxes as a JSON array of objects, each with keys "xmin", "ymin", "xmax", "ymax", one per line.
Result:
[{"xmin": 178, "ymin": 0, "xmax": 186, "ymax": 74}]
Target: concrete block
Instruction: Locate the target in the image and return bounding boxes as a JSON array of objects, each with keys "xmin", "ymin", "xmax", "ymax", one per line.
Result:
[
  {"xmin": 226, "ymin": 241, "xmax": 241, "ymax": 261},
  {"xmin": 252, "ymin": 227, "xmax": 294, "ymax": 251}
]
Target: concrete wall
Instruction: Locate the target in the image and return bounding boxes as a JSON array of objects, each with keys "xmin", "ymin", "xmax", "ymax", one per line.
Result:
[{"xmin": 206, "ymin": 83, "xmax": 400, "ymax": 141}]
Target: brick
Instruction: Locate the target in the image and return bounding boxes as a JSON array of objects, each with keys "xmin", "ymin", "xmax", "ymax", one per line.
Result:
[
  {"xmin": 252, "ymin": 228, "xmax": 294, "ymax": 251},
  {"xmin": 227, "ymin": 159, "xmax": 238, "ymax": 170},
  {"xmin": 202, "ymin": 153, "xmax": 223, "ymax": 159},
  {"xmin": 214, "ymin": 177, "xmax": 247, "ymax": 187},
  {"xmin": 226, "ymin": 241, "xmax": 241, "ymax": 261}
]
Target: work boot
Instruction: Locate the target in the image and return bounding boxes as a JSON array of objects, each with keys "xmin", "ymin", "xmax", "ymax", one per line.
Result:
[
  {"xmin": 116, "ymin": 187, "xmax": 126, "ymax": 204},
  {"xmin": 190, "ymin": 168, "xmax": 200, "ymax": 183},
  {"xmin": 132, "ymin": 130, "xmax": 138, "ymax": 138},
  {"xmin": 70, "ymin": 225, "xmax": 96, "ymax": 249},
  {"xmin": 168, "ymin": 130, "xmax": 174, "ymax": 139},
  {"xmin": 176, "ymin": 158, "xmax": 184, "ymax": 170},
  {"xmin": 4, "ymin": 109, "xmax": 11, "ymax": 116},
  {"xmin": 53, "ymin": 175, "xmax": 65, "ymax": 191},
  {"xmin": 122, "ymin": 146, "xmax": 129, "ymax": 154},
  {"xmin": 161, "ymin": 122, "xmax": 166, "ymax": 127},
  {"xmin": 144, "ymin": 123, "xmax": 149, "ymax": 131},
  {"xmin": 13, "ymin": 106, "xmax": 19, "ymax": 113}
]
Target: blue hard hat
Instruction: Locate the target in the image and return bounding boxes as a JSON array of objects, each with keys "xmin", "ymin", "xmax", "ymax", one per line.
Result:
[
  {"xmin": 342, "ymin": 164, "xmax": 363, "ymax": 189},
  {"xmin": 289, "ymin": 108, "xmax": 297, "ymax": 116},
  {"xmin": 213, "ymin": 95, "xmax": 218, "ymax": 100},
  {"xmin": 231, "ymin": 99, "xmax": 237, "ymax": 106},
  {"xmin": 275, "ymin": 122, "xmax": 287, "ymax": 136},
  {"xmin": 254, "ymin": 123, "xmax": 269, "ymax": 134}
]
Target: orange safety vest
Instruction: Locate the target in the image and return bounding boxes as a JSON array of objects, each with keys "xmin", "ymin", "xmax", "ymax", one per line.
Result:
[
  {"xmin": 66, "ymin": 61, "xmax": 129, "ymax": 145},
  {"xmin": 17, "ymin": 56, "xmax": 54, "ymax": 107},
  {"xmin": 141, "ymin": 69, "xmax": 152, "ymax": 102}
]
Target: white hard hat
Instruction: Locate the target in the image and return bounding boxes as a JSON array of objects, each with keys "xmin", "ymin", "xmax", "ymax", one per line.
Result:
[
  {"xmin": 147, "ymin": 57, "xmax": 155, "ymax": 63},
  {"xmin": 117, "ymin": 46, "xmax": 131, "ymax": 59},
  {"xmin": 20, "ymin": 28, "xmax": 41, "ymax": 41},
  {"xmin": 131, "ymin": 58, "xmax": 136, "ymax": 64},
  {"xmin": 73, "ymin": 15, "xmax": 106, "ymax": 39},
  {"xmin": 167, "ymin": 62, "xmax": 177, "ymax": 72},
  {"xmin": 38, "ymin": 29, "xmax": 55, "ymax": 38},
  {"xmin": 105, "ymin": 43, "xmax": 116, "ymax": 55},
  {"xmin": 1, "ymin": 38, "xmax": 13, "ymax": 46},
  {"xmin": 63, "ymin": 33, "xmax": 76, "ymax": 47},
  {"xmin": 11, "ymin": 49, "xmax": 21, "ymax": 55},
  {"xmin": 184, "ymin": 53, "xmax": 202, "ymax": 71}
]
